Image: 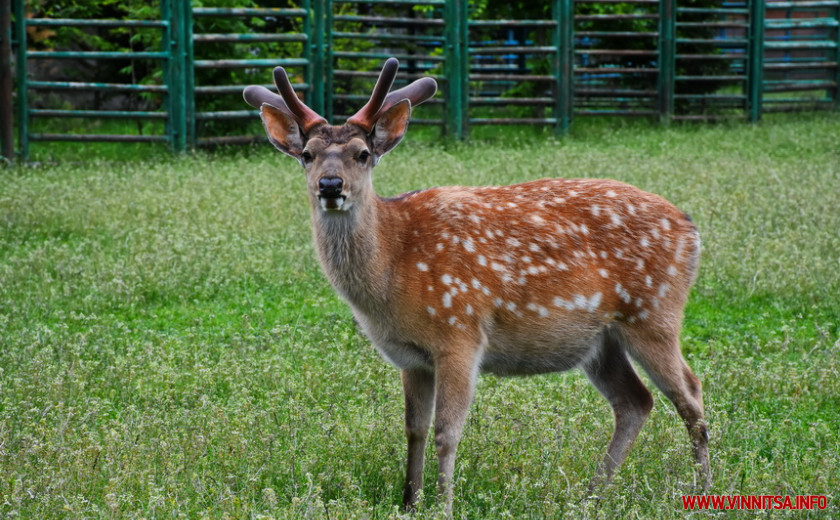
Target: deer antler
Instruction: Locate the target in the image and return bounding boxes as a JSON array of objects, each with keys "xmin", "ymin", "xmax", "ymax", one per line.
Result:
[
  {"xmin": 243, "ymin": 67, "xmax": 327, "ymax": 134},
  {"xmin": 347, "ymin": 58, "xmax": 437, "ymax": 133}
]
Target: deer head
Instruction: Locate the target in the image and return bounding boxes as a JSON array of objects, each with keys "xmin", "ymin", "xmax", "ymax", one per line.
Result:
[{"xmin": 243, "ymin": 58, "xmax": 437, "ymax": 213}]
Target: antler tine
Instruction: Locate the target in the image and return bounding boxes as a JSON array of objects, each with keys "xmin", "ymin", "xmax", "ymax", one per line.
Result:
[
  {"xmin": 346, "ymin": 57, "xmax": 400, "ymax": 132},
  {"xmin": 377, "ymin": 77, "xmax": 438, "ymax": 116},
  {"xmin": 243, "ymin": 85, "xmax": 293, "ymax": 116},
  {"xmin": 243, "ymin": 68, "xmax": 327, "ymax": 134},
  {"xmin": 273, "ymin": 67, "xmax": 327, "ymax": 133}
]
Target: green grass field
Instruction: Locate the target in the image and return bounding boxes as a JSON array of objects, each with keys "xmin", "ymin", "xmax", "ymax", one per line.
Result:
[{"xmin": 1, "ymin": 114, "xmax": 839, "ymax": 518}]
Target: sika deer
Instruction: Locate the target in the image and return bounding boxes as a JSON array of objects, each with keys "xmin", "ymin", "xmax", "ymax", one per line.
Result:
[{"xmin": 243, "ymin": 58, "xmax": 710, "ymax": 515}]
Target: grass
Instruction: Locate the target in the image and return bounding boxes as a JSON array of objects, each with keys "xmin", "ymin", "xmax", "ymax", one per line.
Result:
[{"xmin": 1, "ymin": 113, "xmax": 839, "ymax": 518}]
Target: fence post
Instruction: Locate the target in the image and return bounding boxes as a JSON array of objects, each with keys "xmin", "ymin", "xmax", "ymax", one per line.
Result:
[
  {"xmin": 835, "ymin": 2, "xmax": 840, "ymax": 110},
  {"xmin": 166, "ymin": 0, "xmax": 187, "ymax": 152},
  {"xmin": 444, "ymin": 0, "xmax": 466, "ymax": 139},
  {"xmin": 553, "ymin": 0, "xmax": 573, "ymax": 134},
  {"xmin": 309, "ymin": 0, "xmax": 326, "ymax": 116},
  {"xmin": 184, "ymin": 2, "xmax": 195, "ymax": 148},
  {"xmin": 13, "ymin": 0, "xmax": 27, "ymax": 161},
  {"xmin": 1, "ymin": 0, "xmax": 13, "ymax": 161},
  {"xmin": 324, "ymin": 0, "xmax": 334, "ymax": 122},
  {"xmin": 658, "ymin": 0, "xmax": 675, "ymax": 123},
  {"xmin": 747, "ymin": 0, "xmax": 765, "ymax": 122}
]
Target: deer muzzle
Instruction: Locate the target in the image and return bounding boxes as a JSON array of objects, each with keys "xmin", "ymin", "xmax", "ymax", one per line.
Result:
[{"xmin": 317, "ymin": 176, "xmax": 347, "ymax": 211}]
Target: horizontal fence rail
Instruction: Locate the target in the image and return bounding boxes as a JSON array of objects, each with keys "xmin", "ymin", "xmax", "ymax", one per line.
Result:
[{"xmin": 2, "ymin": 0, "xmax": 839, "ymax": 161}]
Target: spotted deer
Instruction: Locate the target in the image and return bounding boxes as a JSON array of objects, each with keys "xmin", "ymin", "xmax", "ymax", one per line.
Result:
[{"xmin": 243, "ymin": 58, "xmax": 710, "ymax": 514}]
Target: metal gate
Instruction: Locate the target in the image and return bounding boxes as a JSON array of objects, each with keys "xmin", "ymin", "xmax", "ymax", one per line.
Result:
[{"xmin": 2, "ymin": 0, "xmax": 839, "ymax": 162}]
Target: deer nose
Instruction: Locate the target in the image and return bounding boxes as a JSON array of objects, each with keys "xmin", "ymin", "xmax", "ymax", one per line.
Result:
[{"xmin": 318, "ymin": 177, "xmax": 344, "ymax": 198}]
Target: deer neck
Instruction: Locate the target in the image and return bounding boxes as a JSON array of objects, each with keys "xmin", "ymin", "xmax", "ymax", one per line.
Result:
[{"xmin": 310, "ymin": 195, "xmax": 397, "ymax": 311}]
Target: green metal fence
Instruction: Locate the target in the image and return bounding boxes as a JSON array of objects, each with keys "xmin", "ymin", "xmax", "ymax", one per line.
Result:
[{"xmin": 2, "ymin": 0, "xmax": 839, "ymax": 161}]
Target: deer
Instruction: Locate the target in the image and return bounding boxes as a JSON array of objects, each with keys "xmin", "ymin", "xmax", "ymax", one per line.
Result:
[{"xmin": 243, "ymin": 58, "xmax": 710, "ymax": 515}]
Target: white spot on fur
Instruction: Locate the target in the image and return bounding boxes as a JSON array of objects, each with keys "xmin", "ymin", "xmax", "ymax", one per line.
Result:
[
  {"xmin": 442, "ymin": 292, "xmax": 452, "ymax": 308},
  {"xmin": 615, "ymin": 283, "xmax": 632, "ymax": 304},
  {"xmin": 667, "ymin": 265, "xmax": 678, "ymax": 276},
  {"xmin": 463, "ymin": 238, "xmax": 475, "ymax": 253},
  {"xmin": 416, "ymin": 262, "xmax": 429, "ymax": 272},
  {"xmin": 553, "ymin": 297, "xmax": 574, "ymax": 311},
  {"xmin": 442, "ymin": 274, "xmax": 453, "ymax": 285},
  {"xmin": 427, "ymin": 306, "xmax": 436, "ymax": 316},
  {"xmin": 589, "ymin": 292, "xmax": 603, "ymax": 311},
  {"xmin": 599, "ymin": 268, "xmax": 609, "ymax": 278},
  {"xmin": 477, "ymin": 255, "xmax": 488, "ymax": 266},
  {"xmin": 465, "ymin": 304, "xmax": 474, "ymax": 316}
]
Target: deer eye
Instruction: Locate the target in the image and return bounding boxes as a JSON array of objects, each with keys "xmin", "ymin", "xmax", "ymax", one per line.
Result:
[
  {"xmin": 358, "ymin": 149, "xmax": 371, "ymax": 163},
  {"xmin": 301, "ymin": 150, "xmax": 313, "ymax": 163}
]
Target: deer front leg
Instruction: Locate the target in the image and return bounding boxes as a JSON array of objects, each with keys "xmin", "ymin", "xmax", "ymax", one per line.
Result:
[
  {"xmin": 401, "ymin": 367, "xmax": 435, "ymax": 510},
  {"xmin": 433, "ymin": 350, "xmax": 480, "ymax": 517}
]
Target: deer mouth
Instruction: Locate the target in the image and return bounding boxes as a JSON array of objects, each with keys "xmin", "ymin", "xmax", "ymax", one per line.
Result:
[{"xmin": 318, "ymin": 194, "xmax": 349, "ymax": 212}]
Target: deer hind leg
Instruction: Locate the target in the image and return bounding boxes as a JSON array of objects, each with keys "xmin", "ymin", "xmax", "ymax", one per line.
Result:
[
  {"xmin": 582, "ymin": 330, "xmax": 654, "ymax": 493},
  {"xmin": 622, "ymin": 325, "xmax": 711, "ymax": 491},
  {"xmin": 401, "ymin": 367, "xmax": 435, "ymax": 510}
]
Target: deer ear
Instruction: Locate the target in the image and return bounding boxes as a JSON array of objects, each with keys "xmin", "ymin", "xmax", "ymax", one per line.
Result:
[
  {"xmin": 372, "ymin": 99, "xmax": 411, "ymax": 159},
  {"xmin": 260, "ymin": 103, "xmax": 305, "ymax": 158}
]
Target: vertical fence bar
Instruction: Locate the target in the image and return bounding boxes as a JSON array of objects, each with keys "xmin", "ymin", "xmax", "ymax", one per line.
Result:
[
  {"xmin": 1, "ymin": 0, "xmax": 13, "ymax": 161},
  {"xmin": 303, "ymin": 0, "xmax": 313, "ymax": 109},
  {"xmin": 184, "ymin": 2, "xmax": 195, "ymax": 148},
  {"xmin": 835, "ymin": 3, "xmax": 840, "ymax": 110},
  {"xmin": 554, "ymin": 0, "xmax": 573, "ymax": 134},
  {"xmin": 658, "ymin": 0, "xmax": 676, "ymax": 123},
  {"xmin": 748, "ymin": 0, "xmax": 765, "ymax": 122},
  {"xmin": 13, "ymin": 0, "xmax": 27, "ymax": 161},
  {"xmin": 444, "ymin": 0, "xmax": 464, "ymax": 139},
  {"xmin": 310, "ymin": 0, "xmax": 325, "ymax": 115},
  {"xmin": 162, "ymin": 0, "xmax": 174, "ymax": 150},
  {"xmin": 168, "ymin": 0, "xmax": 187, "ymax": 152},
  {"xmin": 459, "ymin": 0, "xmax": 468, "ymax": 138},
  {"xmin": 325, "ymin": 0, "xmax": 334, "ymax": 122}
]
